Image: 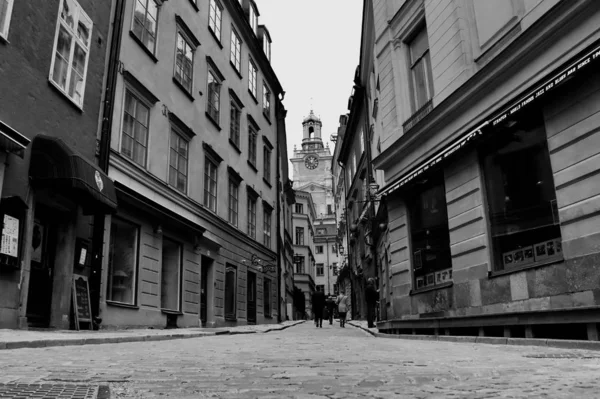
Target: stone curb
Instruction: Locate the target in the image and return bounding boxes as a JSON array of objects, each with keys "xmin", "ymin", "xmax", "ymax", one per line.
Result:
[
  {"xmin": 0, "ymin": 321, "xmax": 306, "ymax": 351},
  {"xmin": 355, "ymin": 326, "xmax": 600, "ymax": 351}
]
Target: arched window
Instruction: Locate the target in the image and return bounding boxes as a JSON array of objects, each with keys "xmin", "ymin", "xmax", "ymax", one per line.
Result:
[{"xmin": 308, "ymin": 126, "xmax": 314, "ymax": 138}]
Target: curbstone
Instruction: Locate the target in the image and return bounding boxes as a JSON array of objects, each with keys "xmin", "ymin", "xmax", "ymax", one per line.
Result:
[
  {"xmin": 547, "ymin": 339, "xmax": 600, "ymax": 351},
  {"xmin": 6, "ymin": 340, "xmax": 47, "ymax": 349},
  {"xmin": 45, "ymin": 339, "xmax": 86, "ymax": 347},
  {"xmin": 0, "ymin": 342, "xmax": 5, "ymax": 350},
  {"xmin": 438, "ymin": 336, "xmax": 477, "ymax": 343},
  {"xmin": 476, "ymin": 336, "xmax": 508, "ymax": 345},
  {"xmin": 507, "ymin": 338, "xmax": 548, "ymax": 347}
]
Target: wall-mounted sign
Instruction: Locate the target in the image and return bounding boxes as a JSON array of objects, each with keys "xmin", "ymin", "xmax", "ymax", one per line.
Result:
[{"xmin": 0, "ymin": 214, "xmax": 19, "ymax": 257}]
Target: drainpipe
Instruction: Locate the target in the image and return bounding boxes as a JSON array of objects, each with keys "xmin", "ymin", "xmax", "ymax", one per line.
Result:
[
  {"xmin": 90, "ymin": 0, "xmax": 125, "ymax": 325},
  {"xmin": 275, "ymin": 99, "xmax": 286, "ymax": 323}
]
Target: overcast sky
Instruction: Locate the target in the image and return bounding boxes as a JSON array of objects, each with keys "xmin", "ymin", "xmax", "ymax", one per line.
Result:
[{"xmin": 256, "ymin": 0, "xmax": 364, "ymax": 177}]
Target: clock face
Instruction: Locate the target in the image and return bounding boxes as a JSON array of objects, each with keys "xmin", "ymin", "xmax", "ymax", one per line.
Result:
[{"xmin": 305, "ymin": 155, "xmax": 318, "ymax": 170}]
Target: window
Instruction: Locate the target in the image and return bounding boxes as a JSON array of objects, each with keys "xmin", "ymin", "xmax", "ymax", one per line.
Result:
[
  {"xmin": 121, "ymin": 90, "xmax": 150, "ymax": 167},
  {"xmin": 263, "ymin": 278, "xmax": 271, "ymax": 317},
  {"xmin": 263, "ymin": 36, "xmax": 271, "ymax": 61},
  {"xmin": 295, "ymin": 227, "xmax": 304, "ymax": 246},
  {"xmin": 229, "ymin": 100, "xmax": 241, "ymax": 148},
  {"xmin": 295, "ymin": 204, "xmax": 303, "ymax": 214},
  {"xmin": 316, "ymin": 264, "xmax": 324, "ymax": 276},
  {"xmin": 230, "ymin": 28, "xmax": 242, "ymax": 73},
  {"xmin": 317, "ymin": 284, "xmax": 325, "ymax": 292},
  {"xmin": 332, "ymin": 262, "xmax": 338, "ymax": 276},
  {"xmin": 49, "ymin": 0, "xmax": 93, "ymax": 108},
  {"xmin": 248, "ymin": 59, "xmax": 257, "ymax": 98},
  {"xmin": 168, "ymin": 132, "xmax": 189, "ymax": 193},
  {"xmin": 296, "ymin": 256, "xmax": 305, "ymax": 274},
  {"xmin": 174, "ymin": 32, "xmax": 194, "ymax": 94},
  {"xmin": 263, "ymin": 207, "xmax": 272, "ymax": 248},
  {"xmin": 208, "ymin": 0, "xmax": 222, "ymax": 41},
  {"xmin": 360, "ymin": 129, "xmax": 364, "ymax": 154},
  {"xmin": 262, "ymin": 83, "xmax": 271, "ymax": 119},
  {"xmin": 161, "ymin": 237, "xmax": 181, "ymax": 311},
  {"xmin": 0, "ymin": 0, "xmax": 14, "ymax": 39},
  {"xmin": 263, "ymin": 146, "xmax": 271, "ymax": 182},
  {"xmin": 316, "ymin": 228, "xmax": 326, "ymax": 235},
  {"xmin": 248, "ymin": 125, "xmax": 257, "ymax": 166},
  {"xmin": 132, "ymin": 0, "xmax": 158, "ymax": 54},
  {"xmin": 315, "ymin": 245, "xmax": 323, "ymax": 254},
  {"xmin": 481, "ymin": 113, "xmax": 561, "ymax": 273},
  {"xmin": 409, "ymin": 173, "xmax": 451, "ymax": 290},
  {"xmin": 228, "ymin": 178, "xmax": 239, "ymax": 227},
  {"xmin": 408, "ymin": 25, "xmax": 434, "ymax": 111},
  {"xmin": 247, "ymin": 194, "xmax": 257, "ymax": 238},
  {"xmin": 327, "ymin": 204, "xmax": 333, "ymax": 215},
  {"xmin": 248, "ymin": 3, "xmax": 258, "ymax": 35},
  {"xmin": 107, "ymin": 218, "xmax": 139, "ymax": 305},
  {"xmin": 224, "ymin": 265, "xmax": 237, "ymax": 320},
  {"xmin": 206, "ymin": 69, "xmax": 221, "ymax": 122},
  {"xmin": 204, "ymin": 158, "xmax": 218, "ymax": 212},
  {"xmin": 332, "ymin": 245, "xmax": 337, "ymax": 254}
]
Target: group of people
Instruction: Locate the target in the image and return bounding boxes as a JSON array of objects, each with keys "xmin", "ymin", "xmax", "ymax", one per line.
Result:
[{"xmin": 311, "ymin": 289, "xmax": 350, "ymax": 328}]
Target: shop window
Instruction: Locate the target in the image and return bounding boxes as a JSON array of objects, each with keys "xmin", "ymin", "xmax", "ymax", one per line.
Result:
[
  {"xmin": 263, "ymin": 278, "xmax": 271, "ymax": 317},
  {"xmin": 224, "ymin": 264, "xmax": 237, "ymax": 320},
  {"xmin": 161, "ymin": 237, "xmax": 181, "ymax": 311},
  {"xmin": 316, "ymin": 263, "xmax": 324, "ymax": 276},
  {"xmin": 107, "ymin": 218, "xmax": 139, "ymax": 305},
  {"xmin": 132, "ymin": 0, "xmax": 158, "ymax": 55},
  {"xmin": 481, "ymin": 115, "xmax": 562, "ymax": 272},
  {"xmin": 49, "ymin": 0, "xmax": 93, "ymax": 108},
  {"xmin": 408, "ymin": 174, "xmax": 452, "ymax": 290},
  {"xmin": 0, "ymin": 0, "xmax": 14, "ymax": 40}
]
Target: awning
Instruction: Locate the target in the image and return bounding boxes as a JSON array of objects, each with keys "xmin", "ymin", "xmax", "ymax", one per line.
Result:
[
  {"xmin": 29, "ymin": 135, "xmax": 117, "ymax": 214},
  {"xmin": 0, "ymin": 119, "xmax": 31, "ymax": 157}
]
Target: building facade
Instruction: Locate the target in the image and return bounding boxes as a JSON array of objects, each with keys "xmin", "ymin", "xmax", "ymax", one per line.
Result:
[
  {"xmin": 0, "ymin": 0, "xmax": 116, "ymax": 329},
  {"xmin": 99, "ymin": 0, "xmax": 285, "ymax": 328},
  {"xmin": 370, "ymin": 0, "xmax": 600, "ymax": 340},
  {"xmin": 292, "ymin": 190, "xmax": 316, "ymax": 319}
]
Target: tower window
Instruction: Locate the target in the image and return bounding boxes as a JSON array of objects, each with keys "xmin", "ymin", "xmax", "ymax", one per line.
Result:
[{"xmin": 308, "ymin": 126, "xmax": 314, "ymax": 138}]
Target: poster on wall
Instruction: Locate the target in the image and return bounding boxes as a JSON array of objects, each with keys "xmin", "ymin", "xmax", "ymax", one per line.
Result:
[{"xmin": 0, "ymin": 215, "xmax": 19, "ymax": 258}]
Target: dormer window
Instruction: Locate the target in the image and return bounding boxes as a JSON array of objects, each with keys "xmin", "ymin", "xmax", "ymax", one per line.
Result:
[
  {"xmin": 248, "ymin": 2, "xmax": 258, "ymax": 35},
  {"xmin": 263, "ymin": 36, "xmax": 271, "ymax": 61}
]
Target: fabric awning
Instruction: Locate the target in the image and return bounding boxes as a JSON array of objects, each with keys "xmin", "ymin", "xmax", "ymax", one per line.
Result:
[{"xmin": 29, "ymin": 135, "xmax": 117, "ymax": 214}]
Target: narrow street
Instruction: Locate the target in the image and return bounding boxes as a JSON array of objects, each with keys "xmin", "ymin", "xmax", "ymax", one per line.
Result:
[{"xmin": 1, "ymin": 322, "xmax": 600, "ymax": 398}]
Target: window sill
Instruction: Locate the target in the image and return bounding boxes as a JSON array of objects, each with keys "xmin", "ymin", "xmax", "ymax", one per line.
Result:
[
  {"xmin": 129, "ymin": 31, "xmax": 158, "ymax": 63},
  {"xmin": 161, "ymin": 309, "xmax": 184, "ymax": 316},
  {"xmin": 205, "ymin": 111, "xmax": 222, "ymax": 131},
  {"xmin": 106, "ymin": 300, "xmax": 139, "ymax": 310},
  {"xmin": 248, "ymin": 90, "xmax": 258, "ymax": 104},
  {"xmin": 263, "ymin": 112, "xmax": 272, "ymax": 125},
  {"xmin": 47, "ymin": 80, "xmax": 84, "ymax": 113},
  {"xmin": 187, "ymin": 0, "xmax": 199, "ymax": 12},
  {"xmin": 247, "ymin": 160, "xmax": 258, "ymax": 173},
  {"xmin": 208, "ymin": 28, "xmax": 223, "ymax": 49},
  {"xmin": 263, "ymin": 177, "xmax": 272, "ymax": 188},
  {"xmin": 488, "ymin": 257, "xmax": 564, "ymax": 279},
  {"xmin": 230, "ymin": 61, "xmax": 243, "ymax": 79},
  {"xmin": 410, "ymin": 281, "xmax": 453, "ymax": 296},
  {"xmin": 172, "ymin": 77, "xmax": 195, "ymax": 101},
  {"xmin": 229, "ymin": 138, "xmax": 242, "ymax": 154}
]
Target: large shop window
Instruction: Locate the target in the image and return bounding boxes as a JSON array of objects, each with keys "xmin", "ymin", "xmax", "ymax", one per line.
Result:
[
  {"xmin": 161, "ymin": 237, "xmax": 181, "ymax": 311},
  {"xmin": 107, "ymin": 218, "xmax": 139, "ymax": 305},
  {"xmin": 481, "ymin": 115, "xmax": 562, "ymax": 272},
  {"xmin": 409, "ymin": 174, "xmax": 452, "ymax": 290},
  {"xmin": 224, "ymin": 265, "xmax": 237, "ymax": 320}
]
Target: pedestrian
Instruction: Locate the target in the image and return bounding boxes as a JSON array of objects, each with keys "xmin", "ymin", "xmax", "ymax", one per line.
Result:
[
  {"xmin": 326, "ymin": 296, "xmax": 336, "ymax": 325},
  {"xmin": 366, "ymin": 278, "xmax": 379, "ymax": 328},
  {"xmin": 311, "ymin": 288, "xmax": 326, "ymax": 328},
  {"xmin": 336, "ymin": 291, "xmax": 349, "ymax": 328}
]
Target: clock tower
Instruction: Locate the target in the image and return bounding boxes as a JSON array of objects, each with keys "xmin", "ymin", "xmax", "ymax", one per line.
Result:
[{"xmin": 290, "ymin": 110, "xmax": 334, "ymax": 217}]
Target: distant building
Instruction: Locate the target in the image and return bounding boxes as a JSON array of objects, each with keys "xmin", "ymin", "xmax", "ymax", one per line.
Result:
[{"xmin": 292, "ymin": 190, "xmax": 316, "ymax": 318}]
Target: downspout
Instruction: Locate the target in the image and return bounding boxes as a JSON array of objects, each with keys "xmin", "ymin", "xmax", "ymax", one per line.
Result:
[
  {"xmin": 275, "ymin": 99, "xmax": 285, "ymax": 323},
  {"xmin": 90, "ymin": 0, "xmax": 125, "ymax": 325}
]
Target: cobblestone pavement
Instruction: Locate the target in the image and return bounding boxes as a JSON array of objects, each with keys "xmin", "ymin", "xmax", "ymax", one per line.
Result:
[{"xmin": 1, "ymin": 321, "xmax": 600, "ymax": 398}]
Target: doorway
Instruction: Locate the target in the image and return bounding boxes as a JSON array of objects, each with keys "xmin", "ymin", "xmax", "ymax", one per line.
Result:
[
  {"xmin": 200, "ymin": 256, "xmax": 213, "ymax": 324},
  {"xmin": 26, "ymin": 215, "xmax": 56, "ymax": 328},
  {"xmin": 247, "ymin": 271, "xmax": 256, "ymax": 324}
]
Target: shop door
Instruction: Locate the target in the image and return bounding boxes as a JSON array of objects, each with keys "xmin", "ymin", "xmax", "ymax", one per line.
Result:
[
  {"xmin": 200, "ymin": 259, "xmax": 209, "ymax": 323},
  {"xmin": 26, "ymin": 218, "xmax": 56, "ymax": 327},
  {"xmin": 247, "ymin": 272, "xmax": 256, "ymax": 324}
]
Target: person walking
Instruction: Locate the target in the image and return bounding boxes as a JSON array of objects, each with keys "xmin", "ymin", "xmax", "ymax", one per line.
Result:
[
  {"xmin": 366, "ymin": 278, "xmax": 379, "ymax": 328},
  {"xmin": 336, "ymin": 291, "xmax": 349, "ymax": 328},
  {"xmin": 311, "ymin": 288, "xmax": 326, "ymax": 328},
  {"xmin": 326, "ymin": 296, "xmax": 336, "ymax": 325}
]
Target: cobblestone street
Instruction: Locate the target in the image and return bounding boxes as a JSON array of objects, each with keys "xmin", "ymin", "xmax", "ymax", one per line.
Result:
[{"xmin": 1, "ymin": 322, "xmax": 600, "ymax": 398}]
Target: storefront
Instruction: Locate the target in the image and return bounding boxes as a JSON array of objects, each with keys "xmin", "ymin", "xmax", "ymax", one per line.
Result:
[{"xmin": 377, "ymin": 39, "xmax": 600, "ymax": 340}]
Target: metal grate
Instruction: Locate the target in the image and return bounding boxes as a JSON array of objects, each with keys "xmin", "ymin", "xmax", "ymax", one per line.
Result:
[{"xmin": 0, "ymin": 383, "xmax": 98, "ymax": 399}]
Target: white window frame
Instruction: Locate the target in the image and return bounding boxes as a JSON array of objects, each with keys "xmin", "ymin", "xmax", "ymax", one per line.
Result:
[
  {"xmin": 249, "ymin": 3, "xmax": 258, "ymax": 35},
  {"xmin": 408, "ymin": 25, "xmax": 434, "ymax": 111},
  {"xmin": 228, "ymin": 177, "xmax": 239, "ymax": 227},
  {"xmin": 262, "ymin": 83, "xmax": 271, "ymax": 119},
  {"xmin": 0, "ymin": 0, "xmax": 15, "ymax": 40},
  {"xmin": 248, "ymin": 58, "xmax": 257, "ymax": 98},
  {"xmin": 131, "ymin": 0, "xmax": 159, "ymax": 54},
  {"xmin": 208, "ymin": 0, "xmax": 222, "ymax": 41},
  {"xmin": 168, "ymin": 129, "xmax": 189, "ymax": 194},
  {"xmin": 230, "ymin": 27, "xmax": 242, "ymax": 73},
  {"xmin": 206, "ymin": 68, "xmax": 222, "ymax": 123},
  {"xmin": 120, "ymin": 88, "xmax": 151, "ymax": 168},
  {"xmin": 204, "ymin": 157, "xmax": 218, "ymax": 212},
  {"xmin": 48, "ymin": 0, "xmax": 93, "ymax": 109}
]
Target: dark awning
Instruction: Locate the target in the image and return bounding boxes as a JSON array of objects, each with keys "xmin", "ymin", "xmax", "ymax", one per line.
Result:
[
  {"xmin": 29, "ymin": 135, "xmax": 117, "ymax": 214},
  {"xmin": 0, "ymin": 119, "xmax": 31, "ymax": 157}
]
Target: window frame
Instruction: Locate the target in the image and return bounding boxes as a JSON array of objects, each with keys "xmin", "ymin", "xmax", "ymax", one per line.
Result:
[
  {"xmin": 262, "ymin": 82, "xmax": 271, "ymax": 119},
  {"xmin": 0, "ymin": 0, "xmax": 15, "ymax": 40},
  {"xmin": 107, "ymin": 217, "xmax": 140, "ymax": 305},
  {"xmin": 206, "ymin": 69, "xmax": 222, "ymax": 123},
  {"xmin": 48, "ymin": 0, "xmax": 93, "ymax": 109},
  {"xmin": 407, "ymin": 24, "xmax": 434, "ymax": 112},
  {"xmin": 248, "ymin": 58, "xmax": 258, "ymax": 99},
  {"xmin": 263, "ymin": 207, "xmax": 272, "ymax": 248},
  {"xmin": 248, "ymin": 2, "xmax": 258, "ymax": 35},
  {"xmin": 315, "ymin": 245, "xmax": 323, "ymax": 254},
  {"xmin": 295, "ymin": 204, "xmax": 304, "ymax": 214},
  {"xmin": 316, "ymin": 264, "xmax": 324, "ymax": 276},
  {"xmin": 295, "ymin": 227, "xmax": 304, "ymax": 246},
  {"xmin": 230, "ymin": 27, "xmax": 242, "ymax": 73},
  {"xmin": 247, "ymin": 192, "xmax": 257, "ymax": 239},
  {"xmin": 263, "ymin": 36, "xmax": 271, "ymax": 61},
  {"xmin": 168, "ymin": 129, "xmax": 189, "ymax": 194},
  {"xmin": 208, "ymin": 0, "xmax": 222, "ymax": 42},
  {"xmin": 173, "ymin": 29, "xmax": 195, "ymax": 95},
  {"xmin": 228, "ymin": 177, "xmax": 239, "ymax": 227},
  {"xmin": 120, "ymin": 89, "xmax": 151, "ymax": 168},
  {"xmin": 248, "ymin": 124, "xmax": 258, "ymax": 166},
  {"xmin": 263, "ymin": 145, "xmax": 271, "ymax": 183},
  {"xmin": 229, "ymin": 99, "xmax": 241, "ymax": 149},
  {"xmin": 131, "ymin": 0, "xmax": 159, "ymax": 55},
  {"xmin": 204, "ymin": 156, "xmax": 218, "ymax": 212}
]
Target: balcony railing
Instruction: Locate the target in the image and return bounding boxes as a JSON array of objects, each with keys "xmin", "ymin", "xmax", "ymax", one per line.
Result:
[{"xmin": 403, "ymin": 98, "xmax": 433, "ymax": 132}]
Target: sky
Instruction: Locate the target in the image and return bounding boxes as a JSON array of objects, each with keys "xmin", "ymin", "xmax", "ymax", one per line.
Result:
[{"xmin": 256, "ymin": 0, "xmax": 364, "ymax": 177}]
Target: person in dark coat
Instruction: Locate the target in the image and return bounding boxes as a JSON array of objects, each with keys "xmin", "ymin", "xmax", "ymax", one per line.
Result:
[
  {"xmin": 366, "ymin": 278, "xmax": 379, "ymax": 328},
  {"xmin": 311, "ymin": 288, "xmax": 326, "ymax": 328},
  {"xmin": 326, "ymin": 296, "xmax": 336, "ymax": 325}
]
